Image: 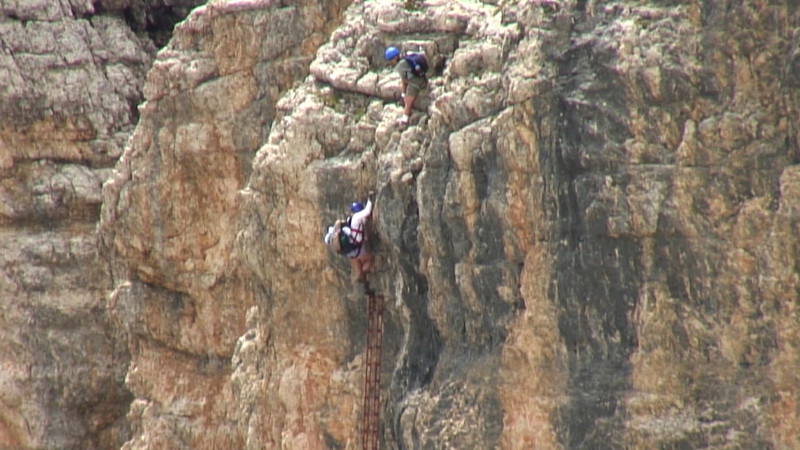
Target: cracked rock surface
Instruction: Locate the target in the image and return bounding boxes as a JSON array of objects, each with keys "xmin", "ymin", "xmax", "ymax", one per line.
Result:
[
  {"xmin": 2, "ymin": 0, "xmax": 799, "ymax": 449},
  {"xmin": 0, "ymin": 0, "xmax": 201, "ymax": 447}
]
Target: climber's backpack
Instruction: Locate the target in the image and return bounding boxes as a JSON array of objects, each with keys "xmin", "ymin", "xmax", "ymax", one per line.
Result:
[
  {"xmin": 404, "ymin": 53, "xmax": 428, "ymax": 77},
  {"xmin": 328, "ymin": 218, "xmax": 359, "ymax": 255}
]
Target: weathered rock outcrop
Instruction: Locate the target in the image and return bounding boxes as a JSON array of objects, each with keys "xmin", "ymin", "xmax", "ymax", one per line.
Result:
[
  {"xmin": 230, "ymin": 1, "xmax": 800, "ymax": 448},
  {"xmin": 3, "ymin": 0, "xmax": 799, "ymax": 449},
  {"xmin": 0, "ymin": 0, "xmax": 200, "ymax": 447},
  {"xmin": 99, "ymin": 0, "xmax": 352, "ymax": 448}
]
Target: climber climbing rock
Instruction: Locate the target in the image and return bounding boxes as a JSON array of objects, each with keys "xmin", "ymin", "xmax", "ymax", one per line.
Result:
[
  {"xmin": 385, "ymin": 45, "xmax": 428, "ymax": 126},
  {"xmin": 323, "ymin": 191, "xmax": 375, "ymax": 281}
]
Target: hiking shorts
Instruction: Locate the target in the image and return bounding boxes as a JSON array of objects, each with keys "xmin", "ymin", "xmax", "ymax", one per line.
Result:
[
  {"xmin": 346, "ymin": 245, "xmax": 368, "ymax": 260},
  {"xmin": 405, "ymin": 75, "xmax": 428, "ymax": 97}
]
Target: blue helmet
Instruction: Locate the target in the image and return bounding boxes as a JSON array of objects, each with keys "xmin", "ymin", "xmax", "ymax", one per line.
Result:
[
  {"xmin": 350, "ymin": 202, "xmax": 365, "ymax": 213},
  {"xmin": 384, "ymin": 46, "xmax": 400, "ymax": 60}
]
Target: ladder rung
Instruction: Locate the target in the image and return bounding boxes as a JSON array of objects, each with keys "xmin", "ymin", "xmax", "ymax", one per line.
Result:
[{"xmin": 362, "ymin": 289, "xmax": 386, "ymax": 450}]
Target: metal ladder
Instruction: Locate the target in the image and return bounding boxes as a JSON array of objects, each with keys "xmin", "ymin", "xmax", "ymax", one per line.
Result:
[{"xmin": 361, "ymin": 280, "xmax": 384, "ymax": 450}]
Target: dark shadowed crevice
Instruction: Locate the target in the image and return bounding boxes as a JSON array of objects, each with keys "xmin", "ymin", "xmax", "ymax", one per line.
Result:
[
  {"xmin": 143, "ymin": 6, "xmax": 196, "ymax": 48},
  {"xmin": 374, "ymin": 178, "xmax": 444, "ymax": 449},
  {"xmin": 544, "ymin": 7, "xmax": 639, "ymax": 449},
  {"xmin": 385, "ymin": 183, "xmax": 442, "ymax": 392},
  {"xmin": 94, "ymin": 1, "xmax": 200, "ymax": 49}
]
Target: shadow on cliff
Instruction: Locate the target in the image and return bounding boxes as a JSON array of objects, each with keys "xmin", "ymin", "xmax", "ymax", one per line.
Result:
[{"xmin": 545, "ymin": 10, "xmax": 640, "ymax": 449}]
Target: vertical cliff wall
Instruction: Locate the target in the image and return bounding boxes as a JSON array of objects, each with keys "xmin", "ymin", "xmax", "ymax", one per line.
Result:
[
  {"xmin": 0, "ymin": 0, "xmax": 200, "ymax": 446},
  {"xmin": 98, "ymin": 0, "xmax": 352, "ymax": 448},
  {"xmin": 230, "ymin": 0, "xmax": 800, "ymax": 448},
  {"xmin": 3, "ymin": 0, "xmax": 799, "ymax": 449}
]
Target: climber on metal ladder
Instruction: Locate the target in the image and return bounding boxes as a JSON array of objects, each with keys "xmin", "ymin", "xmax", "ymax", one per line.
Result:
[{"xmin": 323, "ymin": 191, "xmax": 375, "ymax": 281}]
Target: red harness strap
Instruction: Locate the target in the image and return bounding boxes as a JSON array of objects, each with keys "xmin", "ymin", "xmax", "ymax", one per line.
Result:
[{"xmin": 349, "ymin": 226, "xmax": 364, "ymax": 242}]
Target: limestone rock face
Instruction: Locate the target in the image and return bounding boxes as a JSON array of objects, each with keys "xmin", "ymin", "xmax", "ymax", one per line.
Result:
[
  {"xmin": 99, "ymin": 0, "xmax": 353, "ymax": 448},
  {"xmin": 0, "ymin": 226, "xmax": 131, "ymax": 449},
  {"xmin": 3, "ymin": 0, "xmax": 800, "ymax": 449},
  {"xmin": 0, "ymin": 0, "xmax": 200, "ymax": 447},
  {"xmin": 232, "ymin": 0, "xmax": 800, "ymax": 448}
]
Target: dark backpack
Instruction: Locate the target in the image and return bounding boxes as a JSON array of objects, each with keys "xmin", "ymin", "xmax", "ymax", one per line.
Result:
[
  {"xmin": 404, "ymin": 53, "xmax": 428, "ymax": 77},
  {"xmin": 328, "ymin": 218, "xmax": 359, "ymax": 255}
]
